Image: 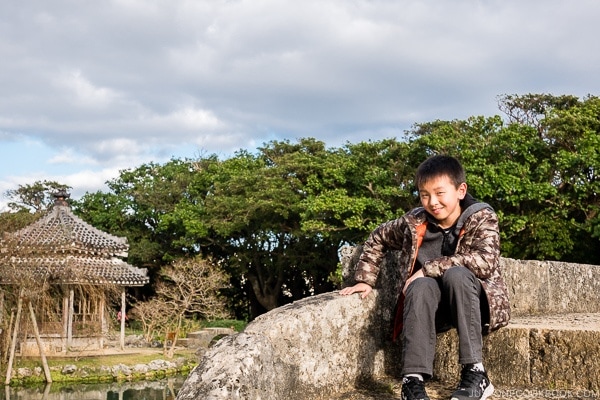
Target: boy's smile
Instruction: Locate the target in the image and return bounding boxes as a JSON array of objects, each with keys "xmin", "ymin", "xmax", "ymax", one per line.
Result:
[{"xmin": 418, "ymin": 175, "xmax": 467, "ymax": 229}]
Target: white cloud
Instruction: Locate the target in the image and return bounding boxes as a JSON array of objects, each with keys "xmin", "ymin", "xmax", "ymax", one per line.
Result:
[
  {"xmin": 57, "ymin": 168, "xmax": 119, "ymax": 197},
  {"xmin": 48, "ymin": 148, "xmax": 99, "ymax": 166},
  {"xmin": 0, "ymin": 168, "xmax": 120, "ymax": 212},
  {"xmin": 1, "ymin": 0, "xmax": 600, "ymax": 203},
  {"xmin": 142, "ymin": 107, "xmax": 223, "ymax": 132},
  {"xmin": 56, "ymin": 70, "xmax": 123, "ymax": 109}
]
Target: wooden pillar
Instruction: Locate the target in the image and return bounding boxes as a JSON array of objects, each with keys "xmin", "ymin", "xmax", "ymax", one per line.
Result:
[
  {"xmin": 82, "ymin": 298, "xmax": 86, "ymax": 323},
  {"xmin": 0, "ymin": 290, "xmax": 4, "ymax": 335},
  {"xmin": 120, "ymin": 288, "xmax": 126, "ymax": 350},
  {"xmin": 5, "ymin": 288, "xmax": 23, "ymax": 385},
  {"xmin": 99, "ymin": 297, "xmax": 105, "ymax": 349},
  {"xmin": 67, "ymin": 289, "xmax": 74, "ymax": 350},
  {"xmin": 3, "ymin": 312, "xmax": 14, "ymax": 363},
  {"xmin": 62, "ymin": 294, "xmax": 68, "ymax": 354},
  {"xmin": 0, "ymin": 290, "xmax": 4, "ymax": 356},
  {"xmin": 27, "ymin": 301, "xmax": 52, "ymax": 383}
]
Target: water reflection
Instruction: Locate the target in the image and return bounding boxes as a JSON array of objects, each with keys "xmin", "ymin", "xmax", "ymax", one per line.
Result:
[{"xmin": 1, "ymin": 376, "xmax": 186, "ymax": 400}]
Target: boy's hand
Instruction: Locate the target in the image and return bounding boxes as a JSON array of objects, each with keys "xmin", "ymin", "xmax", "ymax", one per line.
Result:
[
  {"xmin": 339, "ymin": 282, "xmax": 373, "ymax": 299},
  {"xmin": 403, "ymin": 269, "xmax": 425, "ymax": 295}
]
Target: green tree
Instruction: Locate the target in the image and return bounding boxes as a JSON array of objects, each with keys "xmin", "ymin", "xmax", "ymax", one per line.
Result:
[
  {"xmin": 0, "ymin": 209, "xmax": 39, "ymax": 234},
  {"xmin": 1, "ymin": 180, "xmax": 72, "ymax": 233},
  {"xmin": 4, "ymin": 180, "xmax": 71, "ymax": 213},
  {"xmin": 193, "ymin": 142, "xmax": 322, "ymax": 316},
  {"xmin": 73, "ymin": 160, "xmax": 196, "ymax": 273},
  {"xmin": 299, "ymin": 138, "xmax": 416, "ymax": 244},
  {"xmin": 187, "ymin": 138, "xmax": 421, "ymax": 317},
  {"xmin": 407, "ymin": 94, "xmax": 600, "ymax": 263}
]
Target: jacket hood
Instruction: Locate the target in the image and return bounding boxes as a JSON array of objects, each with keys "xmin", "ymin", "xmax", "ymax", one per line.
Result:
[{"xmin": 455, "ymin": 193, "xmax": 494, "ymax": 233}]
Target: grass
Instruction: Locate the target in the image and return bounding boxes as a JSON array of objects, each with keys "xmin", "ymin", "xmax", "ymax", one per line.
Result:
[
  {"xmin": 2, "ymin": 318, "xmax": 245, "ymax": 386},
  {"xmin": 9, "ymin": 348, "xmax": 196, "ymax": 371},
  {"xmin": 4, "ymin": 349, "xmax": 198, "ymax": 387},
  {"xmin": 201, "ymin": 319, "xmax": 247, "ymax": 332}
]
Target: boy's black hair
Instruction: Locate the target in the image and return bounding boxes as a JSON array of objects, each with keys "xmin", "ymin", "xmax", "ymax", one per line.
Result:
[{"xmin": 415, "ymin": 155, "xmax": 466, "ymax": 189}]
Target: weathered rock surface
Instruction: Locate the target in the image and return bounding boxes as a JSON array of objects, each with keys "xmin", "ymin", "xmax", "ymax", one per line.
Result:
[
  {"xmin": 177, "ymin": 292, "xmax": 394, "ymax": 400},
  {"xmin": 177, "ymin": 248, "xmax": 600, "ymax": 399}
]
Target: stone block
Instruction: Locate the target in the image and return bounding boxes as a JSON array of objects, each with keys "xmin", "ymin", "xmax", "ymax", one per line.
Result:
[
  {"xmin": 529, "ymin": 328, "xmax": 600, "ymax": 391},
  {"xmin": 501, "ymin": 258, "xmax": 600, "ymax": 316},
  {"xmin": 501, "ymin": 259, "xmax": 551, "ymax": 316},
  {"xmin": 432, "ymin": 313, "xmax": 600, "ymax": 391},
  {"xmin": 482, "ymin": 326, "xmax": 531, "ymax": 387},
  {"xmin": 546, "ymin": 262, "xmax": 600, "ymax": 314},
  {"xmin": 432, "ymin": 324, "xmax": 531, "ymax": 387}
]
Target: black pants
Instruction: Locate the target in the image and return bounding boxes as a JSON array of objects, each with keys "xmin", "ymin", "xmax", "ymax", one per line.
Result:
[{"xmin": 401, "ymin": 266, "xmax": 484, "ymax": 378}]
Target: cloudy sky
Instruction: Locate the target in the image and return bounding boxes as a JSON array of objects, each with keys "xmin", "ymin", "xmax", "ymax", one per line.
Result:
[{"xmin": 1, "ymin": 0, "xmax": 599, "ymax": 211}]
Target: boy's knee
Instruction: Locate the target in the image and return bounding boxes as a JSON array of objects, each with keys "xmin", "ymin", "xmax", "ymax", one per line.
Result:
[
  {"xmin": 442, "ymin": 266, "xmax": 475, "ymax": 288},
  {"xmin": 406, "ymin": 276, "xmax": 439, "ymax": 298}
]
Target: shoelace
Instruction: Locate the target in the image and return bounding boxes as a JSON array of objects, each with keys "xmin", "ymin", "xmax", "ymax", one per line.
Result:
[
  {"xmin": 457, "ymin": 368, "xmax": 485, "ymax": 390},
  {"xmin": 404, "ymin": 377, "xmax": 428, "ymax": 398}
]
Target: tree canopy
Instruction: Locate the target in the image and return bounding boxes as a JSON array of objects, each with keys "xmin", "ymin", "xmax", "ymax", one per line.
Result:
[
  {"xmin": 407, "ymin": 94, "xmax": 600, "ymax": 263},
  {"xmin": 3, "ymin": 93, "xmax": 599, "ymax": 320}
]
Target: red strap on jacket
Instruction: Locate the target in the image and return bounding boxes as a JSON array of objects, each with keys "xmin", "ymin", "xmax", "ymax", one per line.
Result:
[{"xmin": 393, "ymin": 222, "xmax": 427, "ymax": 341}]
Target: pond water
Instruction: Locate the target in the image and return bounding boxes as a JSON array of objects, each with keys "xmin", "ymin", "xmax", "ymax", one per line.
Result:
[{"xmin": 0, "ymin": 376, "xmax": 186, "ymax": 400}]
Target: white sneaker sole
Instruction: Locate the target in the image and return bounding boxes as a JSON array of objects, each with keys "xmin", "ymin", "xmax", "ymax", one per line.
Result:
[
  {"xmin": 450, "ymin": 383, "xmax": 494, "ymax": 400},
  {"xmin": 480, "ymin": 383, "xmax": 494, "ymax": 400}
]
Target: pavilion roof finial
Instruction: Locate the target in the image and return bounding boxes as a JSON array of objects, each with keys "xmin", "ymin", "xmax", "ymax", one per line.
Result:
[{"xmin": 52, "ymin": 190, "xmax": 71, "ymax": 207}]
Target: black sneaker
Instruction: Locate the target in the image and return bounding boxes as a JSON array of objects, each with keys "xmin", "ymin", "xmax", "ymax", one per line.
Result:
[
  {"xmin": 450, "ymin": 365, "xmax": 494, "ymax": 400},
  {"xmin": 401, "ymin": 376, "xmax": 430, "ymax": 400}
]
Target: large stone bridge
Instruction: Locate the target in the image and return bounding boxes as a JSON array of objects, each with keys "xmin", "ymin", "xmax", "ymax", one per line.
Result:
[{"xmin": 176, "ymin": 247, "xmax": 600, "ymax": 399}]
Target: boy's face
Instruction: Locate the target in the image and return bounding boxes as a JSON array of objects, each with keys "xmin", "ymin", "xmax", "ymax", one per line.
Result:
[{"xmin": 418, "ymin": 174, "xmax": 467, "ymax": 229}]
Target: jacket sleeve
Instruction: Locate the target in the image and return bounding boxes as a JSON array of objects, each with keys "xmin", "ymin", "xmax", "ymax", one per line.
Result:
[
  {"xmin": 354, "ymin": 218, "xmax": 407, "ymax": 287},
  {"xmin": 422, "ymin": 208, "xmax": 500, "ymax": 279}
]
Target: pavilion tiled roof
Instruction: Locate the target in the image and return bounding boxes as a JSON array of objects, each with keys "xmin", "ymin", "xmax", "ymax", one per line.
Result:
[
  {"xmin": 2, "ymin": 255, "xmax": 149, "ymax": 286},
  {"xmin": 0, "ymin": 191, "xmax": 149, "ymax": 287},
  {"xmin": 9, "ymin": 198, "xmax": 129, "ymax": 257}
]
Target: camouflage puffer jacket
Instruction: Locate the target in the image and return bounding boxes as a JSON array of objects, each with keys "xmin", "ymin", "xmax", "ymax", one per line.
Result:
[{"xmin": 354, "ymin": 205, "xmax": 510, "ymax": 334}]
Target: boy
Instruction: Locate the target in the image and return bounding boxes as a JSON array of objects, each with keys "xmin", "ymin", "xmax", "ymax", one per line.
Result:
[{"xmin": 340, "ymin": 155, "xmax": 510, "ymax": 400}]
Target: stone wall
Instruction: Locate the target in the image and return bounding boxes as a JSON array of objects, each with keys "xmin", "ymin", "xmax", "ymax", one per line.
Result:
[
  {"xmin": 501, "ymin": 258, "xmax": 600, "ymax": 316},
  {"xmin": 176, "ymin": 247, "xmax": 600, "ymax": 400}
]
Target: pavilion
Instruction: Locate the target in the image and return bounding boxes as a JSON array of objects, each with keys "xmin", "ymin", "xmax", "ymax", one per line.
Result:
[{"xmin": 0, "ymin": 190, "xmax": 149, "ymax": 356}]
